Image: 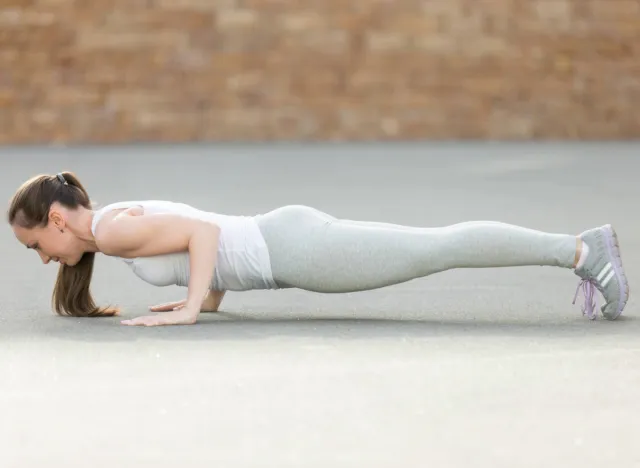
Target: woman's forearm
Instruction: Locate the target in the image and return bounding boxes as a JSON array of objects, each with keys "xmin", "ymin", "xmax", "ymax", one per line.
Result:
[
  {"xmin": 185, "ymin": 222, "xmax": 221, "ymax": 313},
  {"xmin": 204, "ymin": 290, "xmax": 226, "ymax": 311}
]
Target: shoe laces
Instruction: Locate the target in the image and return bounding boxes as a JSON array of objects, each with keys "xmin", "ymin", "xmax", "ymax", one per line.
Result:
[{"xmin": 573, "ymin": 279, "xmax": 598, "ymax": 320}]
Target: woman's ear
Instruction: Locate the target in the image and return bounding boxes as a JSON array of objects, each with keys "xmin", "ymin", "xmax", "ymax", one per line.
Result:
[{"xmin": 48, "ymin": 206, "xmax": 66, "ymax": 231}]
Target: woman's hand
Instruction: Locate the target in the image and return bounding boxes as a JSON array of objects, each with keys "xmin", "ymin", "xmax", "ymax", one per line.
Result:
[
  {"xmin": 148, "ymin": 290, "xmax": 226, "ymax": 313},
  {"xmin": 121, "ymin": 305, "xmax": 199, "ymax": 327},
  {"xmin": 124, "ymin": 291, "xmax": 226, "ymax": 326}
]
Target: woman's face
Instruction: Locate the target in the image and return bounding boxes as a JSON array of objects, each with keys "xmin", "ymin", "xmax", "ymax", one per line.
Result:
[{"xmin": 12, "ymin": 220, "xmax": 85, "ymax": 266}]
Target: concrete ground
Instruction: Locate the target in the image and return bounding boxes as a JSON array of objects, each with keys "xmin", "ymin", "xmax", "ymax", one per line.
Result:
[{"xmin": 0, "ymin": 142, "xmax": 639, "ymax": 467}]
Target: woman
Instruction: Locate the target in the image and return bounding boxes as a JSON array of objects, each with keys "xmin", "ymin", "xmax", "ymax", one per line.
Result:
[{"xmin": 7, "ymin": 171, "xmax": 629, "ymax": 326}]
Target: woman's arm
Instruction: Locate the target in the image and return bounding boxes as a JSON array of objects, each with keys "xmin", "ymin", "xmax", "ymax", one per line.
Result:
[
  {"xmin": 203, "ymin": 289, "xmax": 226, "ymax": 311},
  {"xmin": 96, "ymin": 211, "xmax": 221, "ymax": 326},
  {"xmin": 149, "ymin": 289, "xmax": 226, "ymax": 313}
]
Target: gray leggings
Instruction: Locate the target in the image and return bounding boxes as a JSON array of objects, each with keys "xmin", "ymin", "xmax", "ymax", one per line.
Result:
[{"xmin": 255, "ymin": 205, "xmax": 577, "ymax": 292}]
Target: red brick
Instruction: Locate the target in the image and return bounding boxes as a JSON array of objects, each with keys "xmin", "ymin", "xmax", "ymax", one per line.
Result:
[
  {"xmin": 216, "ymin": 9, "xmax": 259, "ymax": 28},
  {"xmin": 589, "ymin": 0, "xmax": 640, "ymax": 20}
]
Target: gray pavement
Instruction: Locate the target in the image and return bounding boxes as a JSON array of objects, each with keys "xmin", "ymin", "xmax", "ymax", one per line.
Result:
[{"xmin": 0, "ymin": 142, "xmax": 639, "ymax": 467}]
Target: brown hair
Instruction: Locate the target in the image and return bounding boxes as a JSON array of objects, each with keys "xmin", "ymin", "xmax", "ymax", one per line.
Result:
[{"xmin": 7, "ymin": 172, "xmax": 117, "ymax": 318}]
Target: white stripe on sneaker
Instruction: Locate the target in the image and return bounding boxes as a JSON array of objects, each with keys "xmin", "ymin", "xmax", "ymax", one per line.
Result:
[
  {"xmin": 601, "ymin": 270, "xmax": 616, "ymax": 288},
  {"xmin": 597, "ymin": 263, "xmax": 612, "ymax": 282}
]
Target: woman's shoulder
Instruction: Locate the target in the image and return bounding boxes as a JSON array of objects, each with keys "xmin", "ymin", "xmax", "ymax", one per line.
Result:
[{"xmin": 91, "ymin": 200, "xmax": 146, "ymax": 235}]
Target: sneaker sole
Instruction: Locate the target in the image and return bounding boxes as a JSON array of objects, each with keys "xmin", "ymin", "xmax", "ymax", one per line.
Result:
[{"xmin": 602, "ymin": 224, "xmax": 629, "ymax": 319}]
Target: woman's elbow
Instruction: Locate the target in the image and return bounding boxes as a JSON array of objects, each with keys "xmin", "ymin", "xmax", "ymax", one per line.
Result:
[{"xmin": 197, "ymin": 220, "xmax": 221, "ymax": 240}]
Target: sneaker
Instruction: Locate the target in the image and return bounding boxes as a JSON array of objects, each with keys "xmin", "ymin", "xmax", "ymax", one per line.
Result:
[{"xmin": 573, "ymin": 224, "xmax": 629, "ymax": 320}]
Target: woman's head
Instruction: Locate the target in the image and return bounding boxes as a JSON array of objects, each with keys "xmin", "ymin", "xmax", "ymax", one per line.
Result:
[
  {"xmin": 8, "ymin": 172, "xmax": 117, "ymax": 317},
  {"xmin": 10, "ymin": 172, "xmax": 92, "ymax": 267}
]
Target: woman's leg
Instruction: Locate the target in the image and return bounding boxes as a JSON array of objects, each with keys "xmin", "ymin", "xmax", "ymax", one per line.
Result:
[
  {"xmin": 255, "ymin": 205, "xmax": 628, "ymax": 320},
  {"xmin": 256, "ymin": 205, "xmax": 577, "ymax": 291}
]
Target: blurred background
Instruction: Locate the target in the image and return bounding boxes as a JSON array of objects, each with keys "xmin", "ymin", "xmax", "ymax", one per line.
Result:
[{"xmin": 2, "ymin": 0, "xmax": 638, "ymax": 145}]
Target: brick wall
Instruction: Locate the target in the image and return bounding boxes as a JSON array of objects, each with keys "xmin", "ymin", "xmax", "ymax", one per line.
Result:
[{"xmin": 1, "ymin": 0, "xmax": 639, "ymax": 144}]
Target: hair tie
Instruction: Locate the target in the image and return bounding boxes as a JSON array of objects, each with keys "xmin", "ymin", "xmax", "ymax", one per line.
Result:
[{"xmin": 57, "ymin": 173, "xmax": 68, "ymax": 186}]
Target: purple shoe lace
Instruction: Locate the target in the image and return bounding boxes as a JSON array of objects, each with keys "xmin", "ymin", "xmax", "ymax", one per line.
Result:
[{"xmin": 573, "ymin": 279, "xmax": 598, "ymax": 320}]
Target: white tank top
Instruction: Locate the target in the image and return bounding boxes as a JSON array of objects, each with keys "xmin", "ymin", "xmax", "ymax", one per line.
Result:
[{"xmin": 90, "ymin": 200, "xmax": 279, "ymax": 291}]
